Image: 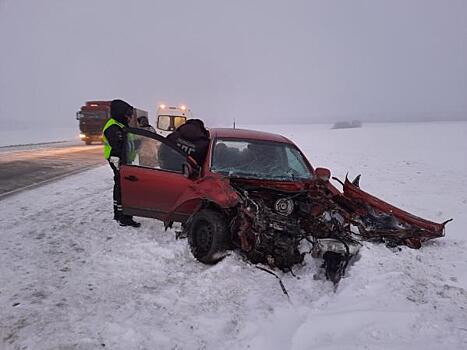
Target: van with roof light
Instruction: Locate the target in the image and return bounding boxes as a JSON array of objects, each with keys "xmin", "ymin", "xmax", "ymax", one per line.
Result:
[{"xmin": 155, "ymin": 104, "xmax": 192, "ymax": 137}]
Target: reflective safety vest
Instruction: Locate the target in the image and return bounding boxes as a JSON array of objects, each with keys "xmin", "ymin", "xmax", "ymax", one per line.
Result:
[
  {"xmin": 102, "ymin": 118, "xmax": 125, "ymax": 160},
  {"xmin": 127, "ymin": 134, "xmax": 137, "ymax": 163}
]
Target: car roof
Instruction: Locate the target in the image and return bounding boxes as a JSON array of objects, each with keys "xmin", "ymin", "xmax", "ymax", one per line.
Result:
[{"xmin": 208, "ymin": 128, "xmax": 293, "ymax": 144}]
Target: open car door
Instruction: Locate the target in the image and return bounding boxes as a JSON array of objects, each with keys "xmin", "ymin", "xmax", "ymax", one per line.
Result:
[{"xmin": 119, "ymin": 128, "xmax": 198, "ymax": 222}]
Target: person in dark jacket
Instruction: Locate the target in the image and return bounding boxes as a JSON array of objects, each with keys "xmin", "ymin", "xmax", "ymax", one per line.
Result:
[
  {"xmin": 158, "ymin": 119, "xmax": 209, "ymax": 172},
  {"xmin": 168, "ymin": 119, "xmax": 210, "ymax": 164},
  {"xmin": 102, "ymin": 99, "xmax": 141, "ymax": 227}
]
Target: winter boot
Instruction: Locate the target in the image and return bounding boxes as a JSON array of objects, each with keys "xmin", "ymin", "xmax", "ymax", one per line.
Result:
[
  {"xmin": 114, "ymin": 201, "xmax": 122, "ymax": 221},
  {"xmin": 119, "ymin": 215, "xmax": 141, "ymax": 228}
]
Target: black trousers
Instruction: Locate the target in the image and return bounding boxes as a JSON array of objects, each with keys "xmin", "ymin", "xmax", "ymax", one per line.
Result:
[{"xmin": 109, "ymin": 161, "xmax": 123, "ymax": 220}]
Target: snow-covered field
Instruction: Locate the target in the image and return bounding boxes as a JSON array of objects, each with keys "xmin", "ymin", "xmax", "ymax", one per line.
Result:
[
  {"xmin": 0, "ymin": 127, "xmax": 79, "ymax": 148},
  {"xmin": 1, "ymin": 122, "xmax": 466, "ymax": 349}
]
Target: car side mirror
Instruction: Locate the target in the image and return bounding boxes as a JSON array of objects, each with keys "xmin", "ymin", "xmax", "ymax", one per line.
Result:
[{"xmin": 315, "ymin": 167, "xmax": 331, "ymax": 182}]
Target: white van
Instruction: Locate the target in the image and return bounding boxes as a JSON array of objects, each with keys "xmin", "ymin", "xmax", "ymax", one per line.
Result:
[{"xmin": 155, "ymin": 104, "xmax": 192, "ymax": 137}]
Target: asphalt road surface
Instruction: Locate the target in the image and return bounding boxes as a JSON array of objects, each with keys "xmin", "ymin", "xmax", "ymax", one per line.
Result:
[{"xmin": 0, "ymin": 142, "xmax": 106, "ymax": 199}]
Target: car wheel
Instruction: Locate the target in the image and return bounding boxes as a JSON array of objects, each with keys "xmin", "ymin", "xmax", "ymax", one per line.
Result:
[
  {"xmin": 85, "ymin": 140, "xmax": 91, "ymax": 145},
  {"xmin": 188, "ymin": 209, "xmax": 230, "ymax": 264}
]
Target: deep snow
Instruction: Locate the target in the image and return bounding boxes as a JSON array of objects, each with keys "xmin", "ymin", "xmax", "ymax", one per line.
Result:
[{"xmin": 1, "ymin": 122, "xmax": 466, "ymax": 349}]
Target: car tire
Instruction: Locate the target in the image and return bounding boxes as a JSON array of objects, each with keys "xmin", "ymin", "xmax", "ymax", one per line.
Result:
[
  {"xmin": 85, "ymin": 140, "xmax": 91, "ymax": 145},
  {"xmin": 188, "ymin": 209, "xmax": 230, "ymax": 264}
]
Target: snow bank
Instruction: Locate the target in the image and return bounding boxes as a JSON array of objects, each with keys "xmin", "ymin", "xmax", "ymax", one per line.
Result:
[{"xmin": 1, "ymin": 122, "xmax": 466, "ymax": 349}]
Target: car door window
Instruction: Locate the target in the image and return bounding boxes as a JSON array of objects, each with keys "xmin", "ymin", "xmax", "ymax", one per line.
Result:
[{"xmin": 124, "ymin": 129, "xmax": 187, "ymax": 173}]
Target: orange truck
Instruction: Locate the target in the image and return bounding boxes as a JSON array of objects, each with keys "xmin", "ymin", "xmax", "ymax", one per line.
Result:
[{"xmin": 76, "ymin": 101, "xmax": 147, "ymax": 145}]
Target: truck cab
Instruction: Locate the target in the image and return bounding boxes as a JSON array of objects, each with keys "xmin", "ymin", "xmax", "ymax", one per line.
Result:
[
  {"xmin": 76, "ymin": 101, "xmax": 111, "ymax": 145},
  {"xmin": 155, "ymin": 104, "xmax": 191, "ymax": 137}
]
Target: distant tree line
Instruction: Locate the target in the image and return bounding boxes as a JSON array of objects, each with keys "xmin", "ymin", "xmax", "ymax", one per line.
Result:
[{"xmin": 332, "ymin": 120, "xmax": 362, "ymax": 129}]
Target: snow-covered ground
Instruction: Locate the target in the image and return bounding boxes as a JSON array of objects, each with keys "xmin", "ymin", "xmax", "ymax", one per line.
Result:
[{"xmin": 1, "ymin": 122, "xmax": 466, "ymax": 349}]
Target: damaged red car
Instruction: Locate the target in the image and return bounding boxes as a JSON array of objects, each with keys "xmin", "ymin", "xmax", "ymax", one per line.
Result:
[{"xmin": 119, "ymin": 128, "xmax": 449, "ymax": 283}]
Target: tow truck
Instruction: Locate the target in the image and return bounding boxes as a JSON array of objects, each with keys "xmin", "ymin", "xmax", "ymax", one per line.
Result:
[{"xmin": 155, "ymin": 104, "xmax": 191, "ymax": 137}]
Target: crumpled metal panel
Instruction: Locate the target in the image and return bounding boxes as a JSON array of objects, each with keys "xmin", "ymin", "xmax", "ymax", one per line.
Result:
[
  {"xmin": 341, "ymin": 176, "xmax": 449, "ymax": 248},
  {"xmin": 165, "ymin": 174, "xmax": 240, "ymax": 221}
]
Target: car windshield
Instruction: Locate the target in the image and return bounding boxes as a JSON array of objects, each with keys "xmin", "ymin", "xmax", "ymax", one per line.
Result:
[{"xmin": 211, "ymin": 139, "xmax": 312, "ymax": 181}]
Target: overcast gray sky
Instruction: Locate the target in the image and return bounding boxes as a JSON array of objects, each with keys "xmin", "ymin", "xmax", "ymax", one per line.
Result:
[{"xmin": 0, "ymin": 0, "xmax": 466, "ymax": 128}]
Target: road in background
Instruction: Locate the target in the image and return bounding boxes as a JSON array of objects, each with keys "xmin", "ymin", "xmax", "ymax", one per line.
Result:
[{"xmin": 0, "ymin": 142, "xmax": 105, "ymax": 199}]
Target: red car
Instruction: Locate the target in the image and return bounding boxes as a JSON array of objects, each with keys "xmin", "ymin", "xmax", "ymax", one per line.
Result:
[{"xmin": 119, "ymin": 127, "xmax": 449, "ymax": 283}]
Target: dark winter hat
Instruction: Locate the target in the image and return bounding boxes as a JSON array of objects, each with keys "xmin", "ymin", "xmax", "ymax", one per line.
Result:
[
  {"xmin": 186, "ymin": 118, "xmax": 205, "ymax": 129},
  {"xmin": 111, "ymin": 99, "xmax": 134, "ymax": 120},
  {"xmin": 178, "ymin": 118, "xmax": 209, "ymax": 141},
  {"xmin": 187, "ymin": 118, "xmax": 209, "ymax": 137}
]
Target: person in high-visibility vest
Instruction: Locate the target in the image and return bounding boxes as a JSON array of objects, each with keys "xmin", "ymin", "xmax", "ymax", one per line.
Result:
[{"xmin": 103, "ymin": 99, "xmax": 141, "ymax": 227}]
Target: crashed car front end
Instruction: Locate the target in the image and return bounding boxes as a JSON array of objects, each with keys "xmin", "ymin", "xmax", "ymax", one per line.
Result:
[
  {"xmin": 179, "ymin": 134, "xmax": 450, "ymax": 284},
  {"xmin": 223, "ymin": 173, "xmax": 449, "ymax": 283},
  {"xmin": 227, "ymin": 178, "xmax": 361, "ymax": 283}
]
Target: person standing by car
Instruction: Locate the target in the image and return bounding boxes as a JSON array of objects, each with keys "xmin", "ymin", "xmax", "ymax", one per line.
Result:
[
  {"xmin": 136, "ymin": 115, "xmax": 158, "ymax": 167},
  {"xmin": 102, "ymin": 99, "xmax": 141, "ymax": 227},
  {"xmin": 166, "ymin": 119, "xmax": 210, "ymax": 165},
  {"xmin": 137, "ymin": 115, "xmax": 156, "ymax": 133},
  {"xmin": 158, "ymin": 118, "xmax": 210, "ymax": 172}
]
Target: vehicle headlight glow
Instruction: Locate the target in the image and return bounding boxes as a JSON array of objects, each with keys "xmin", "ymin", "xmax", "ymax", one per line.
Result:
[{"xmin": 79, "ymin": 133, "xmax": 86, "ymax": 139}]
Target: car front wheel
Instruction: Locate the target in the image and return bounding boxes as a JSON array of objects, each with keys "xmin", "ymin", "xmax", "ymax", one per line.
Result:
[{"xmin": 188, "ymin": 209, "xmax": 230, "ymax": 264}]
